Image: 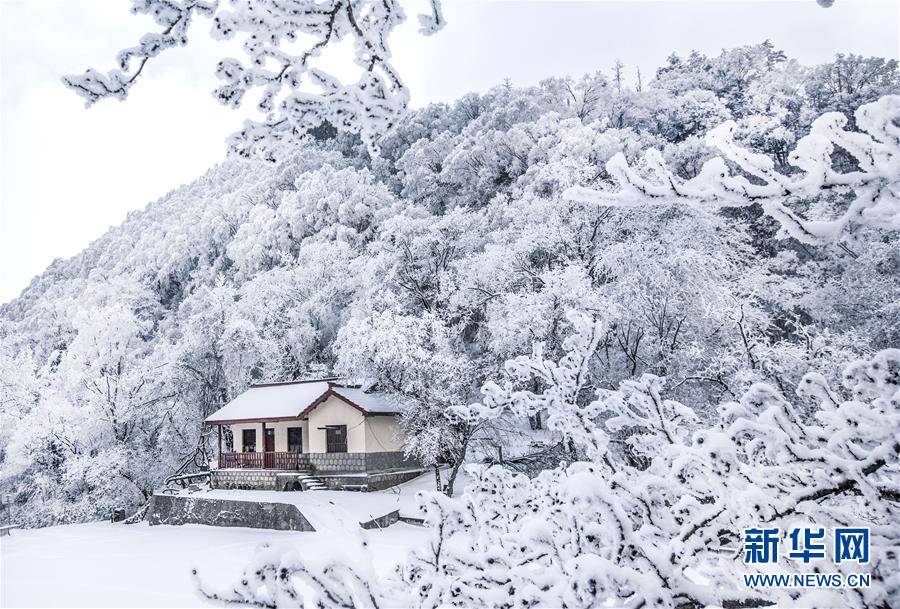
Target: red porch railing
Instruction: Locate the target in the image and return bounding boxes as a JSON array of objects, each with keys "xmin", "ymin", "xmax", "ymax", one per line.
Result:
[{"xmin": 218, "ymin": 452, "xmax": 304, "ymax": 470}]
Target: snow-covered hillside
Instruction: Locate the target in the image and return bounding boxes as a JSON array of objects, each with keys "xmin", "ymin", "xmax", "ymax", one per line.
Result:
[
  {"xmin": 2, "ymin": 44, "xmax": 899, "ymax": 527},
  {"xmin": 1, "ymin": 39, "xmax": 898, "ymax": 607}
]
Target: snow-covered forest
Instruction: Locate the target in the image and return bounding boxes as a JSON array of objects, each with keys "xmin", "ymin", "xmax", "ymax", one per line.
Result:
[{"xmin": 2, "ymin": 33, "xmax": 899, "ymax": 606}]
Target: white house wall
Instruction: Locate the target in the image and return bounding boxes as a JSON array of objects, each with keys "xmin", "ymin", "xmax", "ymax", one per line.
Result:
[
  {"xmin": 307, "ymin": 395, "xmax": 367, "ymax": 453},
  {"xmin": 364, "ymin": 415, "xmax": 404, "ymax": 452},
  {"xmin": 225, "ymin": 394, "xmax": 404, "ymax": 454}
]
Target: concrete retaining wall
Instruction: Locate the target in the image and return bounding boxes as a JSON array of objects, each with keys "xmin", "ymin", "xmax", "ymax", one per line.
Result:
[
  {"xmin": 360, "ymin": 510, "xmax": 400, "ymax": 530},
  {"xmin": 147, "ymin": 494, "xmax": 315, "ymax": 531},
  {"xmin": 361, "ymin": 451, "xmax": 420, "ymax": 472},
  {"xmin": 315, "ymin": 468, "xmax": 425, "ymax": 491}
]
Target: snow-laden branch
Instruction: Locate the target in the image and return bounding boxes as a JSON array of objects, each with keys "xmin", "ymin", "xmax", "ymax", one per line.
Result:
[
  {"xmin": 62, "ymin": 0, "xmax": 445, "ymax": 158},
  {"xmin": 564, "ymin": 95, "xmax": 900, "ymax": 244},
  {"xmin": 62, "ymin": 1, "xmax": 217, "ymax": 104},
  {"xmin": 194, "ymin": 541, "xmax": 383, "ymax": 608},
  {"xmin": 420, "ymin": 312, "xmax": 900, "ymax": 608}
]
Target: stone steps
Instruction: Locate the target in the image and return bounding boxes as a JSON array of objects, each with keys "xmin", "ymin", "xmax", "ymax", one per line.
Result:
[{"xmin": 296, "ymin": 472, "xmax": 326, "ymax": 491}]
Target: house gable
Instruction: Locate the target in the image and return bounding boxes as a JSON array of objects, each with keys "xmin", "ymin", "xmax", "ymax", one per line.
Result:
[
  {"xmin": 306, "ymin": 394, "xmax": 367, "ymax": 453},
  {"xmin": 296, "ymin": 388, "xmax": 400, "ymax": 420}
]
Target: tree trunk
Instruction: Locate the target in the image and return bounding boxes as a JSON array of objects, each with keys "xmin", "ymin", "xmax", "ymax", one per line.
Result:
[
  {"xmin": 433, "ymin": 464, "xmax": 442, "ymax": 492},
  {"xmin": 567, "ymin": 437, "xmax": 579, "ymax": 462},
  {"xmin": 444, "ymin": 432, "xmax": 473, "ymax": 497},
  {"xmin": 445, "ymin": 457, "xmax": 464, "ymax": 497}
]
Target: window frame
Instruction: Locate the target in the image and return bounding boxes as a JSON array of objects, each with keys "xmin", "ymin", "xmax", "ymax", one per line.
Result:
[
  {"xmin": 326, "ymin": 425, "xmax": 348, "ymax": 453},
  {"xmin": 287, "ymin": 427, "xmax": 303, "ymax": 453}
]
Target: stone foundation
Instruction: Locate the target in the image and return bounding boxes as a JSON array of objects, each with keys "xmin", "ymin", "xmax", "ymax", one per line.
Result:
[
  {"xmin": 211, "ymin": 467, "xmax": 425, "ymax": 492},
  {"xmin": 305, "ymin": 451, "xmax": 419, "ymax": 473},
  {"xmin": 210, "ymin": 451, "xmax": 422, "ymax": 491},
  {"xmin": 310, "ymin": 452, "xmax": 367, "ymax": 472},
  {"xmin": 210, "ymin": 469, "xmax": 280, "ymax": 490}
]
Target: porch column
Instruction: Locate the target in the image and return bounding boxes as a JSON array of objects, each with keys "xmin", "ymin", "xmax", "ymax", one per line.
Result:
[
  {"xmin": 261, "ymin": 421, "xmax": 267, "ymax": 469},
  {"xmin": 217, "ymin": 425, "xmax": 223, "ymax": 469}
]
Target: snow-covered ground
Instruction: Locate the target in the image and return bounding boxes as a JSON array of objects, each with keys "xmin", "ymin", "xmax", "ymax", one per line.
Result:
[{"xmin": 1, "ymin": 473, "xmax": 449, "ymax": 607}]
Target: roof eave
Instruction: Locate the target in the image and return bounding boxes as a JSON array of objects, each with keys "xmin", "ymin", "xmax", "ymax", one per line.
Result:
[
  {"xmin": 204, "ymin": 385, "xmax": 400, "ymax": 425},
  {"xmin": 203, "ymin": 415, "xmax": 306, "ymax": 426}
]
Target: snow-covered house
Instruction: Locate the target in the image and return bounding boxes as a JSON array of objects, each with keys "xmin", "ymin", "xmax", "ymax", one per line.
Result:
[{"xmin": 204, "ymin": 379, "xmax": 421, "ymax": 491}]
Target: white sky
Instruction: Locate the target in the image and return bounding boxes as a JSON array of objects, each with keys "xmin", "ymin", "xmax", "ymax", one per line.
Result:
[{"xmin": 1, "ymin": 0, "xmax": 898, "ymax": 304}]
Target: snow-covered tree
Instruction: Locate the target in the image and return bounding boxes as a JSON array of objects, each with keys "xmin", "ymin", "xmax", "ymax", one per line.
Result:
[
  {"xmin": 194, "ymin": 533, "xmax": 384, "ymax": 607},
  {"xmin": 3, "ymin": 46, "xmax": 898, "ymax": 532},
  {"xmin": 401, "ymin": 312, "xmax": 899, "ymax": 608},
  {"xmin": 565, "ymin": 95, "xmax": 900, "ymax": 245},
  {"xmin": 63, "ymin": 0, "xmax": 445, "ymax": 157},
  {"xmin": 335, "ymin": 310, "xmax": 482, "ymax": 495}
]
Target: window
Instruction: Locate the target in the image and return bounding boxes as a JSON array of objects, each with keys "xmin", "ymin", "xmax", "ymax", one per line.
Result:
[
  {"xmin": 242, "ymin": 429, "xmax": 256, "ymax": 452},
  {"xmin": 326, "ymin": 425, "xmax": 347, "ymax": 453},
  {"xmin": 287, "ymin": 427, "xmax": 302, "ymax": 453}
]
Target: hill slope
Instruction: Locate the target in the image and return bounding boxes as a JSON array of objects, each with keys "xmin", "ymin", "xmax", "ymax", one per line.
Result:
[{"xmin": 1, "ymin": 44, "xmax": 898, "ymax": 526}]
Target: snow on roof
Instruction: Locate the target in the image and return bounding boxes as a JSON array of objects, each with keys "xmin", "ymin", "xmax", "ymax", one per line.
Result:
[
  {"xmin": 330, "ymin": 386, "xmax": 400, "ymax": 414},
  {"xmin": 204, "ymin": 380, "xmax": 400, "ymax": 424},
  {"xmin": 205, "ymin": 380, "xmax": 330, "ymax": 423}
]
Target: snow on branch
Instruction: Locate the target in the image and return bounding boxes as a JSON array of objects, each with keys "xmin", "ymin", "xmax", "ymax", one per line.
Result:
[
  {"xmin": 62, "ymin": 0, "xmax": 445, "ymax": 158},
  {"xmin": 193, "ymin": 542, "xmax": 383, "ymax": 608},
  {"xmin": 62, "ymin": 1, "xmax": 216, "ymax": 104},
  {"xmin": 564, "ymin": 95, "xmax": 900, "ymax": 245},
  {"xmin": 418, "ymin": 313, "xmax": 900, "ymax": 608}
]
